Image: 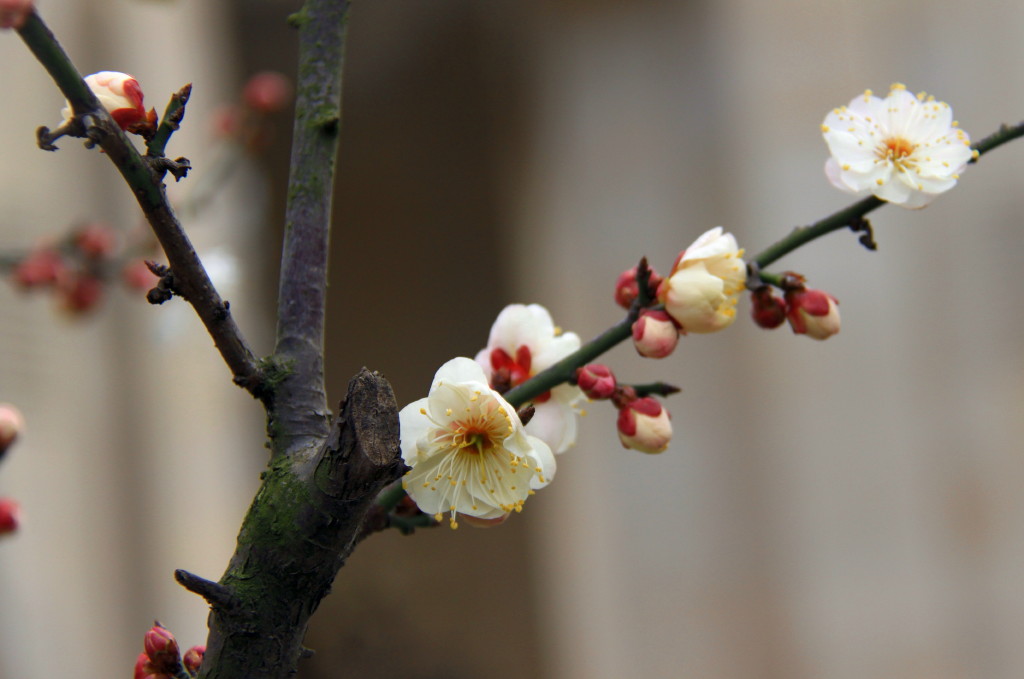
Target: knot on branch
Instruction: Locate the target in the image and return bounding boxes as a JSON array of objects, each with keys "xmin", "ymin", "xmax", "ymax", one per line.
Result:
[
  {"xmin": 848, "ymin": 216, "xmax": 877, "ymax": 251},
  {"xmin": 144, "ymin": 261, "xmax": 185, "ymax": 304},
  {"xmin": 174, "ymin": 569, "xmax": 241, "ymax": 612},
  {"xmin": 316, "ymin": 369, "xmax": 405, "ymax": 502},
  {"xmin": 146, "ymin": 155, "xmax": 192, "ymax": 182}
]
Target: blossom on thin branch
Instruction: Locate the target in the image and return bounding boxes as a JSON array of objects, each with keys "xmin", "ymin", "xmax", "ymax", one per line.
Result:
[
  {"xmin": 658, "ymin": 226, "xmax": 746, "ymax": 334},
  {"xmin": 475, "ymin": 304, "xmax": 583, "ymax": 453},
  {"xmin": 399, "ymin": 358, "xmax": 556, "ymax": 529},
  {"xmin": 822, "ymin": 83, "xmax": 975, "ymax": 208},
  {"xmin": 60, "ymin": 71, "xmax": 157, "ymax": 136}
]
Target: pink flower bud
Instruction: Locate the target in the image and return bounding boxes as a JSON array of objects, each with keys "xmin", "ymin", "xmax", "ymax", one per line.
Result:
[
  {"xmin": 631, "ymin": 309, "xmax": 679, "ymax": 358},
  {"xmin": 0, "ymin": 403, "xmax": 25, "ymax": 453},
  {"xmin": 73, "ymin": 223, "xmax": 117, "ymax": 259},
  {"xmin": 182, "ymin": 645, "xmax": 205, "ymax": 674},
  {"xmin": 575, "ymin": 364, "xmax": 617, "ymax": 400},
  {"xmin": 613, "ymin": 266, "xmax": 662, "ymax": 310},
  {"xmin": 122, "ymin": 259, "xmax": 160, "ymax": 291},
  {"xmin": 143, "ymin": 624, "xmax": 180, "ymax": 674},
  {"xmin": 749, "ymin": 286, "xmax": 787, "ymax": 329},
  {"xmin": 62, "ymin": 72, "xmax": 157, "ymax": 135},
  {"xmin": 0, "ymin": 498, "xmax": 21, "ymax": 537},
  {"xmin": 616, "ymin": 397, "xmax": 672, "ymax": 454},
  {"xmin": 13, "ymin": 248, "xmax": 66, "ymax": 288},
  {"xmin": 58, "ymin": 274, "xmax": 104, "ymax": 314},
  {"xmin": 785, "ymin": 287, "xmax": 840, "ymax": 340},
  {"xmin": 0, "ymin": 0, "xmax": 32, "ymax": 30},
  {"xmin": 243, "ymin": 71, "xmax": 293, "ymax": 113},
  {"xmin": 133, "ymin": 652, "xmax": 151, "ymax": 679}
]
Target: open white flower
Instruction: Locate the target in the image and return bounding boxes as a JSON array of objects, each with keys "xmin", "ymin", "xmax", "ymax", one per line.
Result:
[
  {"xmin": 658, "ymin": 227, "xmax": 746, "ymax": 334},
  {"xmin": 822, "ymin": 83, "xmax": 975, "ymax": 208},
  {"xmin": 400, "ymin": 357, "xmax": 556, "ymax": 529},
  {"xmin": 474, "ymin": 304, "xmax": 582, "ymax": 453}
]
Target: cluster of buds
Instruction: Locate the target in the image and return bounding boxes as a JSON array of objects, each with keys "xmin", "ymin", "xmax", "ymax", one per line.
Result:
[
  {"xmin": 749, "ymin": 272, "xmax": 840, "ymax": 340},
  {"xmin": 615, "ymin": 264, "xmax": 683, "ymax": 359},
  {"xmin": 9, "ymin": 222, "xmax": 160, "ymax": 315},
  {"xmin": 134, "ymin": 623, "xmax": 205, "ymax": 678},
  {"xmin": 576, "ymin": 364, "xmax": 673, "ymax": 454},
  {"xmin": 211, "ymin": 71, "xmax": 294, "ymax": 152},
  {"xmin": 0, "ymin": 403, "xmax": 24, "ymax": 539}
]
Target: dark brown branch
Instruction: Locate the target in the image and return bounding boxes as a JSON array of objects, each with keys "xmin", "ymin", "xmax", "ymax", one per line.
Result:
[
  {"xmin": 268, "ymin": 0, "xmax": 350, "ymax": 452},
  {"xmin": 199, "ymin": 369, "xmax": 404, "ymax": 679},
  {"xmin": 16, "ymin": 11, "xmax": 265, "ymax": 399}
]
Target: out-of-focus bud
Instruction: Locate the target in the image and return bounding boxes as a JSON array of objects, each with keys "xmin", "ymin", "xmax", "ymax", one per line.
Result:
[
  {"xmin": 211, "ymin": 104, "xmax": 242, "ymax": 139},
  {"xmin": 460, "ymin": 513, "xmax": 510, "ymax": 529},
  {"xmin": 0, "ymin": 0, "xmax": 32, "ymax": 30},
  {"xmin": 631, "ymin": 309, "xmax": 679, "ymax": 358},
  {"xmin": 13, "ymin": 248, "xmax": 66, "ymax": 288},
  {"xmin": 575, "ymin": 364, "xmax": 617, "ymax": 400},
  {"xmin": 0, "ymin": 498, "xmax": 21, "ymax": 537},
  {"xmin": 73, "ymin": 223, "xmax": 116, "ymax": 259},
  {"xmin": 61, "ymin": 71, "xmax": 157, "ymax": 135},
  {"xmin": 243, "ymin": 71, "xmax": 293, "ymax": 113},
  {"xmin": 122, "ymin": 258, "xmax": 160, "ymax": 291},
  {"xmin": 58, "ymin": 274, "xmax": 104, "ymax": 314},
  {"xmin": 616, "ymin": 397, "xmax": 672, "ymax": 454},
  {"xmin": 786, "ymin": 287, "xmax": 840, "ymax": 340},
  {"xmin": 613, "ymin": 266, "xmax": 662, "ymax": 310},
  {"xmin": 182, "ymin": 645, "xmax": 206, "ymax": 674},
  {"xmin": 749, "ymin": 285, "xmax": 787, "ymax": 329},
  {"xmin": 143, "ymin": 624, "xmax": 180, "ymax": 674},
  {"xmin": 0, "ymin": 403, "xmax": 25, "ymax": 455}
]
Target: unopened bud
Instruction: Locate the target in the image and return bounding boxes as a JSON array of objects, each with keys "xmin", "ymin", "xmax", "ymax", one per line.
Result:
[
  {"xmin": 62, "ymin": 72, "xmax": 157, "ymax": 136},
  {"xmin": 243, "ymin": 71, "xmax": 293, "ymax": 113},
  {"xmin": 0, "ymin": 498, "xmax": 21, "ymax": 537},
  {"xmin": 613, "ymin": 266, "xmax": 662, "ymax": 310},
  {"xmin": 143, "ymin": 624, "xmax": 180, "ymax": 674},
  {"xmin": 749, "ymin": 285, "xmax": 787, "ymax": 329},
  {"xmin": 575, "ymin": 364, "xmax": 617, "ymax": 400},
  {"xmin": 617, "ymin": 398, "xmax": 672, "ymax": 454},
  {"xmin": 58, "ymin": 275, "xmax": 104, "ymax": 314},
  {"xmin": 13, "ymin": 248, "xmax": 66, "ymax": 288},
  {"xmin": 133, "ymin": 652, "xmax": 151, "ymax": 679},
  {"xmin": 122, "ymin": 258, "xmax": 161, "ymax": 291},
  {"xmin": 0, "ymin": 403, "xmax": 25, "ymax": 455},
  {"xmin": 74, "ymin": 223, "xmax": 117, "ymax": 259},
  {"xmin": 631, "ymin": 309, "xmax": 679, "ymax": 358},
  {"xmin": 785, "ymin": 287, "xmax": 840, "ymax": 340},
  {"xmin": 182, "ymin": 645, "xmax": 205, "ymax": 674},
  {"xmin": 0, "ymin": 0, "xmax": 33, "ymax": 30}
]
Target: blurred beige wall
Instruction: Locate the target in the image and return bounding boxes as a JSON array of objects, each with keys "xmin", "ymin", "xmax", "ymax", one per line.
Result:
[{"xmin": 1, "ymin": 1, "xmax": 1023, "ymax": 679}]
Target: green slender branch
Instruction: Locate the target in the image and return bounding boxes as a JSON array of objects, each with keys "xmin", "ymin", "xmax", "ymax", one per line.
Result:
[
  {"xmin": 268, "ymin": 0, "xmax": 350, "ymax": 454},
  {"xmin": 147, "ymin": 83, "xmax": 193, "ymax": 158},
  {"xmin": 16, "ymin": 10, "xmax": 264, "ymax": 397},
  {"xmin": 504, "ymin": 317, "xmax": 633, "ymax": 408},
  {"xmin": 750, "ymin": 119, "xmax": 1024, "ymax": 271}
]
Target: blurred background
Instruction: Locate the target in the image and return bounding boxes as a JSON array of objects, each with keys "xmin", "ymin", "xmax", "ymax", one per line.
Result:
[{"xmin": 0, "ymin": 0, "xmax": 1023, "ymax": 677}]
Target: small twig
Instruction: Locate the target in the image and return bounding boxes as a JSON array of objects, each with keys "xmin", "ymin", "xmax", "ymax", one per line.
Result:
[
  {"xmin": 147, "ymin": 83, "xmax": 193, "ymax": 158},
  {"xmin": 16, "ymin": 10, "xmax": 265, "ymax": 399},
  {"xmin": 630, "ymin": 382, "xmax": 682, "ymax": 398},
  {"xmin": 174, "ymin": 569, "xmax": 240, "ymax": 612},
  {"xmin": 848, "ymin": 216, "xmax": 877, "ymax": 251}
]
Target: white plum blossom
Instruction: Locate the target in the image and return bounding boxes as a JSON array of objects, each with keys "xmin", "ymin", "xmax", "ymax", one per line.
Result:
[
  {"xmin": 822, "ymin": 83, "xmax": 975, "ymax": 208},
  {"xmin": 475, "ymin": 304, "xmax": 582, "ymax": 454},
  {"xmin": 658, "ymin": 227, "xmax": 746, "ymax": 334},
  {"xmin": 399, "ymin": 358, "xmax": 556, "ymax": 529}
]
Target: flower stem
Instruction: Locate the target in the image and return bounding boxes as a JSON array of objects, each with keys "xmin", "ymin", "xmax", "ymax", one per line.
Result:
[{"xmin": 503, "ymin": 317, "xmax": 633, "ymax": 408}]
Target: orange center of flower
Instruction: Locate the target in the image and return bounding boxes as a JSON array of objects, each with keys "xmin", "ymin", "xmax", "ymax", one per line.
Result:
[{"xmin": 881, "ymin": 136, "xmax": 916, "ymax": 162}]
